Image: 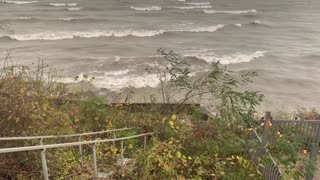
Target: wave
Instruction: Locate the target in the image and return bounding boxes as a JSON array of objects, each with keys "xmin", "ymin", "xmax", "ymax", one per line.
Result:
[
  {"xmin": 182, "ymin": 24, "xmax": 224, "ymax": 32},
  {"xmin": 49, "ymin": 2, "xmax": 65, "ymax": 6},
  {"xmin": 171, "ymin": 5, "xmax": 212, "ymax": 9},
  {"xmin": 2, "ymin": 0, "xmax": 38, "ymax": 4},
  {"xmin": 1, "ymin": 30, "xmax": 162, "ymax": 41},
  {"xmin": 186, "ymin": 2, "xmax": 210, "ymax": 5},
  {"xmin": 2, "ymin": 24, "xmax": 227, "ymax": 41},
  {"xmin": 67, "ymin": 3, "xmax": 77, "ymax": 6},
  {"xmin": 2, "ymin": 17, "xmax": 33, "ymax": 20},
  {"xmin": 60, "ymin": 71, "xmax": 159, "ymax": 90},
  {"xmin": 58, "ymin": 17, "xmax": 90, "ymax": 21},
  {"xmin": 130, "ymin": 6, "xmax": 161, "ymax": 11},
  {"xmin": 250, "ymin": 20, "xmax": 262, "ymax": 24},
  {"xmin": 185, "ymin": 50, "xmax": 267, "ymax": 64},
  {"xmin": 234, "ymin": 23, "xmax": 242, "ymax": 27},
  {"xmin": 49, "ymin": 2, "xmax": 78, "ymax": 7},
  {"xmin": 203, "ymin": 9, "xmax": 257, "ymax": 14},
  {"xmin": 67, "ymin": 7, "xmax": 82, "ymax": 11}
]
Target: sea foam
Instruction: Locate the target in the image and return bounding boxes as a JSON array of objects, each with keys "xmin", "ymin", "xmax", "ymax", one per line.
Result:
[
  {"xmin": 60, "ymin": 71, "xmax": 160, "ymax": 90},
  {"xmin": 204, "ymin": 9, "xmax": 257, "ymax": 14}
]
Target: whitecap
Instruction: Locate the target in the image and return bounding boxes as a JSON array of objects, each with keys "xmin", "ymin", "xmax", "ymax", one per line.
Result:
[
  {"xmin": 251, "ymin": 20, "xmax": 262, "ymax": 24},
  {"xmin": 130, "ymin": 6, "xmax": 161, "ymax": 11},
  {"xmin": 172, "ymin": 5, "xmax": 212, "ymax": 9},
  {"xmin": 67, "ymin": 3, "xmax": 77, "ymax": 6},
  {"xmin": 185, "ymin": 50, "xmax": 267, "ymax": 64},
  {"xmin": 186, "ymin": 2, "xmax": 210, "ymax": 5},
  {"xmin": 3, "ymin": 0, "xmax": 38, "ymax": 4},
  {"xmin": 4, "ymin": 24, "xmax": 226, "ymax": 41},
  {"xmin": 49, "ymin": 2, "xmax": 65, "ymax": 6},
  {"xmin": 60, "ymin": 72, "xmax": 160, "ymax": 90},
  {"xmin": 58, "ymin": 17, "xmax": 86, "ymax": 21},
  {"xmin": 114, "ymin": 56, "xmax": 121, "ymax": 62},
  {"xmin": 234, "ymin": 23, "xmax": 242, "ymax": 27},
  {"xmin": 104, "ymin": 69, "xmax": 131, "ymax": 76},
  {"xmin": 5, "ymin": 17, "xmax": 32, "ymax": 20},
  {"xmin": 203, "ymin": 9, "xmax": 257, "ymax": 14},
  {"xmin": 67, "ymin": 7, "xmax": 82, "ymax": 11},
  {"xmin": 183, "ymin": 24, "xmax": 224, "ymax": 32},
  {"xmin": 3, "ymin": 30, "xmax": 162, "ymax": 41}
]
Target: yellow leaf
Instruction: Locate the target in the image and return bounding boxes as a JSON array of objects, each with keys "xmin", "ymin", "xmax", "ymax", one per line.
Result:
[
  {"xmin": 128, "ymin": 144, "xmax": 133, "ymax": 149},
  {"xmin": 171, "ymin": 114, "xmax": 177, "ymax": 120},
  {"xmin": 188, "ymin": 156, "xmax": 192, "ymax": 160},
  {"xmin": 176, "ymin": 151, "xmax": 182, "ymax": 159},
  {"xmin": 168, "ymin": 121, "xmax": 174, "ymax": 126}
]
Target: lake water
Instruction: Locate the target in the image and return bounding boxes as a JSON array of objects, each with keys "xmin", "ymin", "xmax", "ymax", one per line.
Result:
[{"xmin": 1, "ymin": 0, "xmax": 320, "ymax": 110}]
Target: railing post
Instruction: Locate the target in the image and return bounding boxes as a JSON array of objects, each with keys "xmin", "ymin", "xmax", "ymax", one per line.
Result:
[
  {"xmin": 78, "ymin": 136, "xmax": 83, "ymax": 167},
  {"xmin": 120, "ymin": 140, "xmax": 124, "ymax": 173},
  {"xmin": 92, "ymin": 143, "xmax": 98, "ymax": 179},
  {"xmin": 262, "ymin": 112, "xmax": 271, "ymax": 148},
  {"xmin": 40, "ymin": 138, "xmax": 49, "ymax": 180},
  {"xmin": 143, "ymin": 135, "xmax": 147, "ymax": 151},
  {"xmin": 113, "ymin": 131, "xmax": 116, "ymax": 147}
]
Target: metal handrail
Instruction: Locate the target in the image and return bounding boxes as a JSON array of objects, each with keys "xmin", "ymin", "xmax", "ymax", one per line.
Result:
[
  {"xmin": 0, "ymin": 127, "xmax": 134, "ymax": 141},
  {"xmin": 0, "ymin": 131, "xmax": 154, "ymax": 180},
  {"xmin": 0, "ymin": 132, "xmax": 154, "ymax": 154}
]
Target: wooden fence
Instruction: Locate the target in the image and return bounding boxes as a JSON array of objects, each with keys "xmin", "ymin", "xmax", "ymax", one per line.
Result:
[{"xmin": 252, "ymin": 112, "xmax": 320, "ymax": 180}]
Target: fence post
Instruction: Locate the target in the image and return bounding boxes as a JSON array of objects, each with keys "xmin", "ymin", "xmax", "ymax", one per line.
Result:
[
  {"xmin": 261, "ymin": 112, "xmax": 271, "ymax": 148},
  {"xmin": 92, "ymin": 143, "xmax": 98, "ymax": 179},
  {"xmin": 40, "ymin": 138, "xmax": 49, "ymax": 180},
  {"xmin": 306, "ymin": 123, "xmax": 320, "ymax": 180},
  {"xmin": 120, "ymin": 140, "xmax": 124, "ymax": 173},
  {"xmin": 79, "ymin": 136, "xmax": 83, "ymax": 167}
]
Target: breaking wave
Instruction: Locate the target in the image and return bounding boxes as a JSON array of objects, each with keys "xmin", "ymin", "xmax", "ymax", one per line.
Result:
[
  {"xmin": 186, "ymin": 2, "xmax": 210, "ymax": 5},
  {"xmin": 1, "ymin": 24, "xmax": 226, "ymax": 41},
  {"xmin": 203, "ymin": 9, "xmax": 257, "ymax": 14},
  {"xmin": 60, "ymin": 71, "xmax": 160, "ymax": 90},
  {"xmin": 2, "ymin": 0, "xmax": 38, "ymax": 4},
  {"xmin": 130, "ymin": 6, "xmax": 162, "ymax": 11},
  {"xmin": 171, "ymin": 5, "xmax": 212, "ymax": 9},
  {"xmin": 67, "ymin": 7, "xmax": 82, "ymax": 11},
  {"xmin": 184, "ymin": 50, "xmax": 267, "ymax": 64},
  {"xmin": 49, "ymin": 2, "xmax": 78, "ymax": 7}
]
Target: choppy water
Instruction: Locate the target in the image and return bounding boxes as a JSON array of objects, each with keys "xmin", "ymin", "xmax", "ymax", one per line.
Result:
[{"xmin": 0, "ymin": 0, "xmax": 320, "ymax": 110}]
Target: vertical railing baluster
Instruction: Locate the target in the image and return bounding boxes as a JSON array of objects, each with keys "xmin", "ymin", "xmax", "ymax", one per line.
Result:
[
  {"xmin": 120, "ymin": 140, "xmax": 124, "ymax": 173},
  {"xmin": 92, "ymin": 143, "xmax": 98, "ymax": 179},
  {"xmin": 143, "ymin": 136, "xmax": 147, "ymax": 151},
  {"xmin": 113, "ymin": 132, "xmax": 116, "ymax": 147},
  {"xmin": 40, "ymin": 138, "xmax": 49, "ymax": 180},
  {"xmin": 79, "ymin": 136, "xmax": 83, "ymax": 167}
]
